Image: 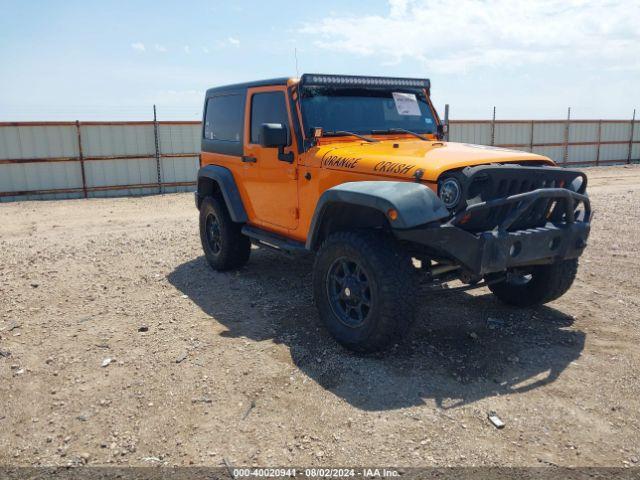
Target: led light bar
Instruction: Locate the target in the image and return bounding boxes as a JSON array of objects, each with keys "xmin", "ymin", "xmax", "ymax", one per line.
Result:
[{"xmin": 300, "ymin": 73, "xmax": 430, "ymax": 89}]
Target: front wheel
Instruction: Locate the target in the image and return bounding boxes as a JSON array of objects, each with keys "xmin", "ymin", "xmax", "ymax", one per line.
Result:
[
  {"xmin": 488, "ymin": 258, "xmax": 579, "ymax": 307},
  {"xmin": 199, "ymin": 196, "xmax": 251, "ymax": 271},
  {"xmin": 313, "ymin": 231, "xmax": 417, "ymax": 353}
]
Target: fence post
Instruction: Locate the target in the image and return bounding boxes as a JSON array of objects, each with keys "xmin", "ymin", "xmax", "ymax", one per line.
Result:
[
  {"xmin": 563, "ymin": 107, "xmax": 571, "ymax": 165},
  {"xmin": 628, "ymin": 109, "xmax": 636, "ymax": 164},
  {"xmin": 443, "ymin": 104, "xmax": 450, "ymax": 141},
  {"xmin": 153, "ymin": 105, "xmax": 162, "ymax": 193},
  {"xmin": 490, "ymin": 106, "xmax": 496, "ymax": 146},
  {"xmin": 595, "ymin": 120, "xmax": 602, "ymax": 166},
  {"xmin": 529, "ymin": 120, "xmax": 534, "ymax": 152},
  {"xmin": 75, "ymin": 120, "xmax": 88, "ymax": 199}
]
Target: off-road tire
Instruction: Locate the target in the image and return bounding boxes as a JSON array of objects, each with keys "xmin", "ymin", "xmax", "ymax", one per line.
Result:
[
  {"xmin": 488, "ymin": 258, "xmax": 578, "ymax": 307},
  {"xmin": 313, "ymin": 231, "xmax": 417, "ymax": 353},
  {"xmin": 199, "ymin": 196, "xmax": 251, "ymax": 271}
]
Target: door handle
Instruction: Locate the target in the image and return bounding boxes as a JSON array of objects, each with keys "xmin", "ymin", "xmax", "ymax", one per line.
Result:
[{"xmin": 241, "ymin": 155, "xmax": 257, "ymax": 163}]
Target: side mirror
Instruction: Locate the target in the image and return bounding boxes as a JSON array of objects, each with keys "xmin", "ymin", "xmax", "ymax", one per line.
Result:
[
  {"xmin": 259, "ymin": 123, "xmax": 294, "ymax": 163},
  {"xmin": 259, "ymin": 123, "xmax": 289, "ymax": 148}
]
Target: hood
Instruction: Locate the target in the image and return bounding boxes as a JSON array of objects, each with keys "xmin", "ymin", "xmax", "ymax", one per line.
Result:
[{"xmin": 314, "ymin": 139, "xmax": 554, "ymax": 182}]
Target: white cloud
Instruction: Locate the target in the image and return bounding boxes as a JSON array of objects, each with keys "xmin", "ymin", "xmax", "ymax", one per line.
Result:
[
  {"xmin": 300, "ymin": 0, "xmax": 640, "ymax": 74},
  {"xmin": 202, "ymin": 46, "xmax": 210, "ymax": 54},
  {"xmin": 154, "ymin": 44, "xmax": 167, "ymax": 53},
  {"xmin": 388, "ymin": 0, "xmax": 409, "ymax": 17},
  {"xmin": 131, "ymin": 42, "xmax": 145, "ymax": 52},
  {"xmin": 184, "ymin": 45, "xmax": 191, "ymax": 54},
  {"xmin": 214, "ymin": 36, "xmax": 241, "ymax": 49}
]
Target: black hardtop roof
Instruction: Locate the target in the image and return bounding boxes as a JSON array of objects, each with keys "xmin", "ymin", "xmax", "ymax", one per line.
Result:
[{"xmin": 205, "ymin": 77, "xmax": 291, "ymax": 96}]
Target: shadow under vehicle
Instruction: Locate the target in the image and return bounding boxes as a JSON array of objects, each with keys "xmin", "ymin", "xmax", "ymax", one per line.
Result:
[{"xmin": 168, "ymin": 250, "xmax": 584, "ymax": 411}]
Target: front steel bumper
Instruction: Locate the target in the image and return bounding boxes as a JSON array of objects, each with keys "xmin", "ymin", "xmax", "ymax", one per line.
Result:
[{"xmin": 395, "ymin": 188, "xmax": 591, "ymax": 276}]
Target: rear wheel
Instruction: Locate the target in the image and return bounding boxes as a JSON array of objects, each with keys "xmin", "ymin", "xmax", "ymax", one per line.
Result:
[
  {"xmin": 199, "ymin": 196, "xmax": 251, "ymax": 271},
  {"xmin": 488, "ymin": 259, "xmax": 578, "ymax": 307},
  {"xmin": 313, "ymin": 231, "xmax": 417, "ymax": 353}
]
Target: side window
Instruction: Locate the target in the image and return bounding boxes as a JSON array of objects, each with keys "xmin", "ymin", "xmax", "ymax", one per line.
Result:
[
  {"xmin": 204, "ymin": 94, "xmax": 243, "ymax": 142},
  {"xmin": 250, "ymin": 92, "xmax": 289, "ymax": 144}
]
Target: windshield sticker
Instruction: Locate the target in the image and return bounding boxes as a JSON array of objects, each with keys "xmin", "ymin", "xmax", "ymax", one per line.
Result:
[{"xmin": 392, "ymin": 92, "xmax": 421, "ymax": 116}]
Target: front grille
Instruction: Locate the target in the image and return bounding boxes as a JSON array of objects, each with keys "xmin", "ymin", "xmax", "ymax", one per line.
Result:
[{"xmin": 457, "ymin": 165, "xmax": 586, "ymax": 232}]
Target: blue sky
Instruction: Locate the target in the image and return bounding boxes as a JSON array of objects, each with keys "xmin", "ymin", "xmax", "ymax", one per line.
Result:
[{"xmin": 1, "ymin": 0, "xmax": 638, "ymax": 120}]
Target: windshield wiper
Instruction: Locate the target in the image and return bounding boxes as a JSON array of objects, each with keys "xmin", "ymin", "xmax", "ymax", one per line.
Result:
[
  {"xmin": 371, "ymin": 128, "xmax": 429, "ymax": 141},
  {"xmin": 323, "ymin": 130, "xmax": 378, "ymax": 143}
]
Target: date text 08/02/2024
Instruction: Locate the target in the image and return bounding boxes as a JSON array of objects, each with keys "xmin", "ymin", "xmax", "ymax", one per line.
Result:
[{"xmin": 232, "ymin": 468, "xmax": 401, "ymax": 478}]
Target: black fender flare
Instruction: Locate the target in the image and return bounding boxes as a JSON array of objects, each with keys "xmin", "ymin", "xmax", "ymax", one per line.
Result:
[
  {"xmin": 196, "ymin": 165, "xmax": 248, "ymax": 223},
  {"xmin": 306, "ymin": 181, "xmax": 450, "ymax": 250}
]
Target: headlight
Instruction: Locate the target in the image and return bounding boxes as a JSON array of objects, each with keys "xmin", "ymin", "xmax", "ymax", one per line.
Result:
[
  {"xmin": 567, "ymin": 176, "xmax": 584, "ymax": 193},
  {"xmin": 439, "ymin": 177, "xmax": 462, "ymax": 209}
]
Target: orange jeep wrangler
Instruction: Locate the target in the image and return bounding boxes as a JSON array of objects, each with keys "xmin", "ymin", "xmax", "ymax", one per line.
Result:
[{"xmin": 196, "ymin": 74, "xmax": 590, "ymax": 352}]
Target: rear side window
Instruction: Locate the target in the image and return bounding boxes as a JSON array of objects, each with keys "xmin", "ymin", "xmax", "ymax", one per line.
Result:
[
  {"xmin": 250, "ymin": 92, "xmax": 289, "ymax": 144},
  {"xmin": 204, "ymin": 94, "xmax": 243, "ymax": 142}
]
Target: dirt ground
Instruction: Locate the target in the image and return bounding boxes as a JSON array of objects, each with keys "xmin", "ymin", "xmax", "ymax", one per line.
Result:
[{"xmin": 1, "ymin": 165, "xmax": 639, "ymax": 468}]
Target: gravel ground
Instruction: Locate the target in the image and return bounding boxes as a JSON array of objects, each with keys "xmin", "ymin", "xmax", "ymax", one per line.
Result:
[{"xmin": 1, "ymin": 165, "xmax": 639, "ymax": 468}]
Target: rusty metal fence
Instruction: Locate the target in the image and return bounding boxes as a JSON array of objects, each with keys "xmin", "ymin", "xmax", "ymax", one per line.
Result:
[
  {"xmin": 449, "ymin": 118, "xmax": 639, "ymax": 166},
  {"xmin": 1, "ymin": 118, "xmax": 638, "ymax": 202},
  {"xmin": 0, "ymin": 120, "xmax": 201, "ymax": 202}
]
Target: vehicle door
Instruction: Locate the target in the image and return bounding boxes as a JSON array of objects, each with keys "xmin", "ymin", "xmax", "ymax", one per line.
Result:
[{"xmin": 242, "ymin": 86, "xmax": 299, "ymax": 231}]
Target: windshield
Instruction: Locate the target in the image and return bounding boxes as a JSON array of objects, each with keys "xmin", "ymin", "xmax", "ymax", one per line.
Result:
[{"xmin": 300, "ymin": 87, "xmax": 437, "ymax": 136}]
